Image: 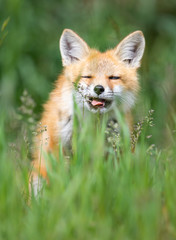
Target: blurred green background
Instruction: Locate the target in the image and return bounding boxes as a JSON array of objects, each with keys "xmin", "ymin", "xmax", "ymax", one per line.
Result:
[
  {"xmin": 0, "ymin": 0, "xmax": 176, "ymax": 145},
  {"xmin": 0, "ymin": 1, "xmax": 176, "ymax": 239}
]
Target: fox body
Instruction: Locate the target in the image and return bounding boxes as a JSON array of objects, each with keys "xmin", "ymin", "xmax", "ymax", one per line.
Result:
[{"xmin": 30, "ymin": 29, "xmax": 145, "ymax": 195}]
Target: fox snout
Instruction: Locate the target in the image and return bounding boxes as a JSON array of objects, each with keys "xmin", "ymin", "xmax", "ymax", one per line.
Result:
[{"xmin": 94, "ymin": 85, "xmax": 105, "ymax": 95}]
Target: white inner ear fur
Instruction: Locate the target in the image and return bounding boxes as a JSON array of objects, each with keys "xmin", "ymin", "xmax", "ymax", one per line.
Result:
[
  {"xmin": 60, "ymin": 29, "xmax": 89, "ymax": 66},
  {"xmin": 115, "ymin": 31, "xmax": 145, "ymax": 68}
]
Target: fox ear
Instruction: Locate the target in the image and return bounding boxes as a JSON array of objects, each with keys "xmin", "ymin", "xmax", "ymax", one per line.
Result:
[
  {"xmin": 60, "ymin": 29, "xmax": 89, "ymax": 66},
  {"xmin": 114, "ymin": 31, "xmax": 145, "ymax": 68}
]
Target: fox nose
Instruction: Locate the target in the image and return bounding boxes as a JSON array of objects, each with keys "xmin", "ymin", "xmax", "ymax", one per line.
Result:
[{"xmin": 94, "ymin": 85, "xmax": 105, "ymax": 95}]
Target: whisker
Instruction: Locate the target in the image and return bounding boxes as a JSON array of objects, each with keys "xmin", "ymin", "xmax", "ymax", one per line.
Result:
[
  {"xmin": 106, "ymin": 91, "xmax": 123, "ymax": 94},
  {"xmin": 116, "ymin": 96, "xmax": 131, "ymax": 106}
]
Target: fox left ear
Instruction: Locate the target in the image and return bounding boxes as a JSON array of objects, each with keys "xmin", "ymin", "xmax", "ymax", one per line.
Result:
[
  {"xmin": 60, "ymin": 29, "xmax": 90, "ymax": 66},
  {"xmin": 114, "ymin": 31, "xmax": 145, "ymax": 68}
]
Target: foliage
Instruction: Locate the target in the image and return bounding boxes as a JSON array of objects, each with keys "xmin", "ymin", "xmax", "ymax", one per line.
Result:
[
  {"xmin": 1, "ymin": 106, "xmax": 176, "ymax": 239},
  {"xmin": 0, "ymin": 0, "xmax": 176, "ymax": 239},
  {"xmin": 0, "ymin": 17, "xmax": 10, "ymax": 46}
]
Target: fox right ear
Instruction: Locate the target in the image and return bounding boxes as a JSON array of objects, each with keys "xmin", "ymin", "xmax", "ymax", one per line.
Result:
[
  {"xmin": 114, "ymin": 31, "xmax": 145, "ymax": 68},
  {"xmin": 60, "ymin": 29, "xmax": 89, "ymax": 66}
]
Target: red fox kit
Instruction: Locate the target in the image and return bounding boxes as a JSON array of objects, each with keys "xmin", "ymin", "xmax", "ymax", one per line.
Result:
[{"xmin": 30, "ymin": 29, "xmax": 145, "ymax": 195}]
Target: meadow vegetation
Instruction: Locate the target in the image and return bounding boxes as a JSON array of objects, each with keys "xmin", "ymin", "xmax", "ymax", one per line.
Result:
[{"xmin": 0, "ymin": 0, "xmax": 176, "ymax": 239}]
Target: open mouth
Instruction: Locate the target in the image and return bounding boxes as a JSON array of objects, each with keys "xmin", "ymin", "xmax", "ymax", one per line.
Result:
[{"xmin": 87, "ymin": 97, "xmax": 112, "ymax": 109}]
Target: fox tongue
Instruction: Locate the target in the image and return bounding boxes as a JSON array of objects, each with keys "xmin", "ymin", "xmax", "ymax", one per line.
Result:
[{"xmin": 91, "ymin": 99, "xmax": 105, "ymax": 107}]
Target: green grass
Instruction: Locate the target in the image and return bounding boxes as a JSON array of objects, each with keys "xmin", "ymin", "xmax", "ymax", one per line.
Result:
[
  {"xmin": 0, "ymin": 0, "xmax": 176, "ymax": 239},
  {"xmin": 0, "ymin": 106, "xmax": 176, "ymax": 240}
]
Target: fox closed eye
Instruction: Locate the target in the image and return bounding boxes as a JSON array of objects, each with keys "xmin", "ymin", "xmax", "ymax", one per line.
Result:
[
  {"xmin": 81, "ymin": 76, "xmax": 92, "ymax": 78},
  {"xmin": 81, "ymin": 76, "xmax": 92, "ymax": 79},
  {"xmin": 109, "ymin": 76, "xmax": 120, "ymax": 80}
]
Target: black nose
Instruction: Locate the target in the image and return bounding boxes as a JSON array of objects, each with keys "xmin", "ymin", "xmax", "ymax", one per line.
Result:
[{"xmin": 94, "ymin": 85, "xmax": 105, "ymax": 95}]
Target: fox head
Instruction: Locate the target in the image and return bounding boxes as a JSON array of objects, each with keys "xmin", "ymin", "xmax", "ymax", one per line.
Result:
[{"xmin": 59, "ymin": 29, "xmax": 145, "ymax": 114}]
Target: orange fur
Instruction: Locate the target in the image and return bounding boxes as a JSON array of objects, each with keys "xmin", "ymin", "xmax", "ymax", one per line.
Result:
[{"xmin": 29, "ymin": 29, "xmax": 145, "ymax": 193}]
